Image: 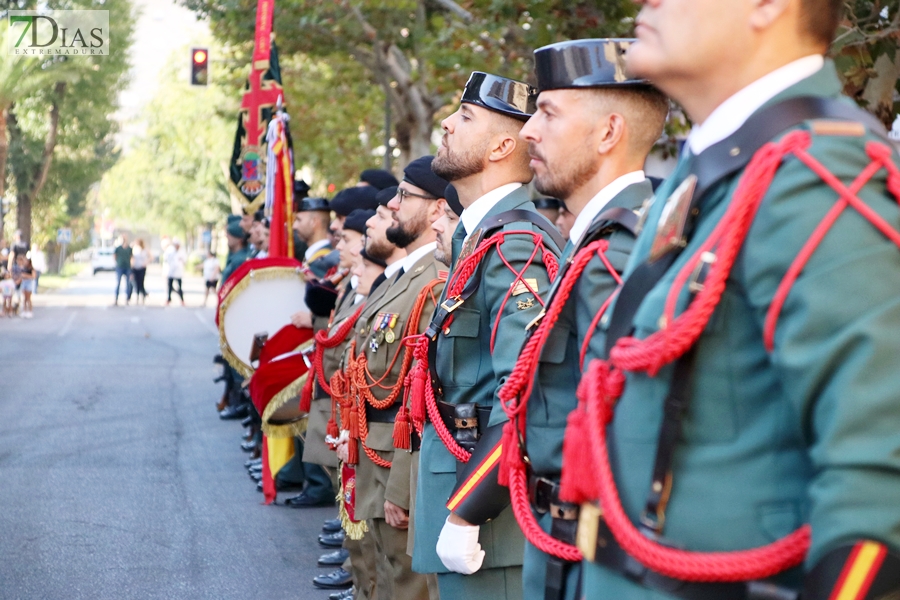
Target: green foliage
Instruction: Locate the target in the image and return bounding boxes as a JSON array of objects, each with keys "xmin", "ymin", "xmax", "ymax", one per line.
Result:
[{"xmin": 96, "ymin": 50, "xmax": 233, "ymax": 237}]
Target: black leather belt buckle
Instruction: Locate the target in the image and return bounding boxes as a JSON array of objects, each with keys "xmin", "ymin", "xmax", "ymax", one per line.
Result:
[
  {"xmin": 454, "ymin": 417, "xmax": 477, "ymax": 429},
  {"xmin": 529, "ymin": 475, "xmax": 555, "ymax": 514}
]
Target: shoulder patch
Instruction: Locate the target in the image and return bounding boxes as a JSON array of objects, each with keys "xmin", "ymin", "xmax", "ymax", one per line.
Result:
[{"xmin": 809, "ymin": 119, "xmax": 866, "ymax": 137}]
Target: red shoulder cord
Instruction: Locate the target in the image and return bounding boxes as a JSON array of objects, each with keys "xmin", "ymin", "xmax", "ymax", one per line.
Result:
[
  {"xmin": 490, "ymin": 239, "xmax": 622, "ymax": 562},
  {"xmin": 403, "ymin": 231, "xmax": 559, "ymax": 461},
  {"xmin": 572, "ymin": 133, "xmax": 900, "ymax": 582},
  {"xmin": 348, "ymin": 278, "xmax": 443, "ymax": 467}
]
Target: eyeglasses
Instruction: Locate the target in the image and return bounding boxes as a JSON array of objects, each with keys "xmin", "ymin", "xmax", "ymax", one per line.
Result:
[{"xmin": 397, "ymin": 187, "xmax": 438, "ymax": 202}]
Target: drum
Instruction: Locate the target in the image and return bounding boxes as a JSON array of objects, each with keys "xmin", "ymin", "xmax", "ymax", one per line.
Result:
[{"xmin": 217, "ymin": 257, "xmax": 307, "ymax": 377}]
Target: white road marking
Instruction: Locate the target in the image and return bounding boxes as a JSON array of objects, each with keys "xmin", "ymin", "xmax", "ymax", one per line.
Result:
[
  {"xmin": 58, "ymin": 312, "xmax": 77, "ymax": 337},
  {"xmin": 194, "ymin": 310, "xmax": 218, "ymax": 336}
]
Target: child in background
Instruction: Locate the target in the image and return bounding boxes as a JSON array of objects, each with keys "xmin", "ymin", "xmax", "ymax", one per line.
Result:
[
  {"xmin": 201, "ymin": 251, "xmax": 220, "ymax": 307},
  {"xmin": 0, "ymin": 271, "xmax": 14, "ymax": 317}
]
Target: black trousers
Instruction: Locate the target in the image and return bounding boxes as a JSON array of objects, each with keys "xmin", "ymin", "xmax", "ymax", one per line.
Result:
[
  {"xmin": 167, "ymin": 277, "xmax": 183, "ymax": 302},
  {"xmin": 133, "ymin": 268, "xmax": 147, "ymax": 297}
]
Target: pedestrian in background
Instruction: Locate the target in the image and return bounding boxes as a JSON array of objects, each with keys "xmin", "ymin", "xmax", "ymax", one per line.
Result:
[
  {"xmin": 113, "ymin": 235, "xmax": 133, "ymax": 306},
  {"xmin": 164, "ymin": 238, "xmax": 186, "ymax": 307},
  {"xmin": 28, "ymin": 244, "xmax": 46, "ymax": 294},
  {"xmin": 0, "ymin": 270, "xmax": 15, "ymax": 317},
  {"xmin": 202, "ymin": 250, "xmax": 219, "ymax": 306},
  {"xmin": 7, "ymin": 230, "xmax": 27, "ymax": 271},
  {"xmin": 15, "ymin": 255, "xmax": 35, "ymax": 319},
  {"xmin": 131, "ymin": 238, "xmax": 150, "ymax": 304}
]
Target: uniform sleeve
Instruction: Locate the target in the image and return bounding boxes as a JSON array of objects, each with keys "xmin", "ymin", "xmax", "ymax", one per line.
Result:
[{"xmin": 742, "ymin": 131, "xmax": 900, "ymax": 565}]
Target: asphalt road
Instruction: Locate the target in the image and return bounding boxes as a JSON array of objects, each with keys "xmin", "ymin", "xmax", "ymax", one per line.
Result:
[{"xmin": 0, "ymin": 267, "xmax": 336, "ymax": 600}]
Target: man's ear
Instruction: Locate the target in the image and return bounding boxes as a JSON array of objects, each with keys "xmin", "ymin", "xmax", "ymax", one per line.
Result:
[
  {"xmin": 749, "ymin": 0, "xmax": 791, "ymax": 31},
  {"xmin": 488, "ymin": 132, "xmax": 519, "ymax": 163},
  {"xmin": 597, "ymin": 112, "xmax": 626, "ymax": 156},
  {"xmin": 429, "ymin": 198, "xmax": 449, "ymax": 224}
]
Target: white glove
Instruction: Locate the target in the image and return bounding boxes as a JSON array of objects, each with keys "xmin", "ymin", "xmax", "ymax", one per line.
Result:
[{"xmin": 435, "ymin": 516, "xmax": 485, "ymax": 575}]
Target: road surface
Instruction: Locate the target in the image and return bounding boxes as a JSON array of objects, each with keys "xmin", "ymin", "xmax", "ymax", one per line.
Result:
[{"xmin": 0, "ymin": 266, "xmax": 336, "ymax": 599}]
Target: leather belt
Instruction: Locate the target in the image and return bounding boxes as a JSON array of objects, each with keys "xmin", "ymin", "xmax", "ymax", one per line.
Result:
[
  {"xmin": 435, "ymin": 402, "xmax": 492, "ymax": 453},
  {"xmin": 528, "ymin": 474, "xmax": 579, "ymax": 521},
  {"xmin": 529, "ymin": 474, "xmax": 581, "ymax": 600},
  {"xmin": 365, "ymin": 401, "xmax": 401, "ymax": 424},
  {"xmin": 591, "ymin": 519, "xmax": 798, "ymax": 600}
]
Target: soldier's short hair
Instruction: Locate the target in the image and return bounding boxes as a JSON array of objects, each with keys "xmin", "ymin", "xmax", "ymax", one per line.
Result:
[
  {"xmin": 801, "ymin": 0, "xmax": 843, "ymax": 45},
  {"xmin": 584, "ymin": 86, "xmax": 669, "ymax": 158}
]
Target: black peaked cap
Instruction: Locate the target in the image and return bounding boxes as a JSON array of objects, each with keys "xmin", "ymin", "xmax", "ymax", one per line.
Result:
[
  {"xmin": 298, "ymin": 197, "xmax": 330, "ymax": 212},
  {"xmin": 461, "ymin": 72, "xmax": 536, "ymax": 122},
  {"xmin": 534, "ymin": 39, "xmax": 648, "ymax": 91}
]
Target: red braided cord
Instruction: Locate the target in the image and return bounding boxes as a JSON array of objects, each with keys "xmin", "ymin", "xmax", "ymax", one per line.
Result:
[
  {"xmin": 505, "ymin": 449, "xmax": 582, "ymax": 562},
  {"xmin": 763, "ymin": 142, "xmax": 900, "ymax": 350},
  {"xmin": 494, "ymin": 240, "xmax": 612, "ymax": 559},
  {"xmin": 583, "ymin": 360, "xmax": 810, "ymax": 581},
  {"xmin": 315, "ymin": 304, "xmax": 366, "ymax": 395},
  {"xmin": 581, "ymin": 134, "xmax": 815, "ymax": 580},
  {"xmin": 424, "ymin": 368, "xmax": 472, "ymax": 462}
]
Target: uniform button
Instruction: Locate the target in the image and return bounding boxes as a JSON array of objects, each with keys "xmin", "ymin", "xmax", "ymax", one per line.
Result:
[
  {"xmin": 444, "ymin": 327, "xmax": 451, "ymax": 335},
  {"xmin": 359, "ymin": 328, "xmax": 366, "ymax": 334}
]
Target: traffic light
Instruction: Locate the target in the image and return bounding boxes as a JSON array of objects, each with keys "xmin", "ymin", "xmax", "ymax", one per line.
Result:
[{"xmin": 190, "ymin": 48, "xmax": 208, "ymax": 86}]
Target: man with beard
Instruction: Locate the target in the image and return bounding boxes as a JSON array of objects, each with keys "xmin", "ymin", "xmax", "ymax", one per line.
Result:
[
  {"xmin": 432, "ymin": 184, "xmax": 463, "ymax": 267},
  {"xmin": 412, "ymin": 72, "xmax": 563, "ymax": 600},
  {"xmin": 341, "ymin": 156, "xmax": 450, "ymax": 600},
  {"xmin": 575, "ymin": 1, "xmax": 900, "ymax": 599},
  {"xmin": 505, "ymin": 39, "xmax": 668, "ymax": 600}
]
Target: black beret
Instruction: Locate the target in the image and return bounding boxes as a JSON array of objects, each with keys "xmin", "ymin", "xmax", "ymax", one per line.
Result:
[
  {"xmin": 359, "ymin": 169, "xmax": 399, "ymax": 190},
  {"xmin": 376, "ymin": 186, "xmax": 398, "ymax": 207},
  {"xmin": 534, "ymin": 39, "xmax": 647, "ymax": 91},
  {"xmin": 533, "ymin": 197, "xmax": 561, "ymax": 211},
  {"xmin": 344, "ymin": 209, "xmax": 375, "ymax": 235},
  {"xmin": 330, "ymin": 186, "xmax": 380, "ymax": 216},
  {"xmin": 404, "ymin": 156, "xmax": 450, "ymax": 199},
  {"xmin": 293, "ymin": 179, "xmax": 311, "ymax": 194},
  {"xmin": 445, "ymin": 184, "xmax": 463, "ymax": 217},
  {"xmin": 360, "ymin": 246, "xmax": 387, "ymax": 268},
  {"xmin": 298, "ymin": 197, "xmax": 331, "ymax": 212},
  {"xmin": 461, "ymin": 72, "xmax": 537, "ymax": 122}
]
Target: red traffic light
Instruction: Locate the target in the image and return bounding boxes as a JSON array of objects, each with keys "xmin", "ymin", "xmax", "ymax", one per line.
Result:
[{"xmin": 191, "ymin": 47, "xmax": 209, "ymax": 86}]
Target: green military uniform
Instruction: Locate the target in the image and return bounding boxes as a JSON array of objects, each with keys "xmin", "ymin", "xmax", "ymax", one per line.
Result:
[
  {"xmin": 220, "ymin": 245, "xmax": 252, "ymax": 285},
  {"xmin": 414, "ymin": 185, "xmax": 562, "ymax": 598},
  {"xmin": 581, "ymin": 61, "xmax": 900, "ymax": 597},
  {"xmin": 521, "ymin": 180, "xmax": 650, "ymax": 600},
  {"xmin": 352, "ymin": 250, "xmax": 444, "ymax": 600}
]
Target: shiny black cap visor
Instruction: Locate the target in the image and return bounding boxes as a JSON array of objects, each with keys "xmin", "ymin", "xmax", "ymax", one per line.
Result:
[
  {"xmin": 534, "ymin": 39, "xmax": 648, "ymax": 91},
  {"xmin": 461, "ymin": 72, "xmax": 536, "ymax": 122}
]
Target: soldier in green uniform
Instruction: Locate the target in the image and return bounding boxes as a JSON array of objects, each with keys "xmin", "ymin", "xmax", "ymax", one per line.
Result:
[
  {"xmin": 492, "ymin": 39, "xmax": 669, "ymax": 600},
  {"xmin": 573, "ymin": 1, "xmax": 900, "ymax": 598},
  {"xmin": 412, "ymin": 72, "xmax": 562, "ymax": 600},
  {"xmin": 346, "ymin": 156, "xmax": 450, "ymax": 600},
  {"xmin": 220, "ymin": 216, "xmax": 252, "ymax": 285}
]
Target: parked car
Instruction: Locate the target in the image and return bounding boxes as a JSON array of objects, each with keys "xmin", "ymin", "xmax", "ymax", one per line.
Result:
[{"xmin": 91, "ymin": 247, "xmax": 116, "ymax": 274}]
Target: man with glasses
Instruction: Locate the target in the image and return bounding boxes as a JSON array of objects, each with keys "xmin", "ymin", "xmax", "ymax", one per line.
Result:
[{"xmin": 345, "ymin": 156, "xmax": 450, "ymax": 600}]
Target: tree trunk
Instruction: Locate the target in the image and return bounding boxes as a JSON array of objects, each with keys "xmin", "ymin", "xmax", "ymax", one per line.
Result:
[
  {"xmin": 14, "ymin": 82, "xmax": 65, "ymax": 246},
  {"xmin": 0, "ymin": 108, "xmax": 7, "ymax": 243},
  {"xmin": 862, "ymin": 49, "xmax": 900, "ymax": 128}
]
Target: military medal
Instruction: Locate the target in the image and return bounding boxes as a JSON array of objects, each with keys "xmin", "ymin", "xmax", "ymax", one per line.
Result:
[
  {"xmin": 649, "ymin": 174, "xmax": 697, "ymax": 262},
  {"xmin": 384, "ymin": 329, "xmax": 396, "ymax": 344},
  {"xmin": 374, "ymin": 330, "xmax": 385, "ymax": 345}
]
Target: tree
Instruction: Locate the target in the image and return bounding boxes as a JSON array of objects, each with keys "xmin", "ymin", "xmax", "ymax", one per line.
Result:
[
  {"xmin": 833, "ymin": 1, "xmax": 900, "ymax": 127},
  {"xmin": 96, "ymin": 49, "xmax": 234, "ymax": 238},
  {"xmin": 1, "ymin": 0, "xmax": 134, "ymax": 246},
  {"xmin": 183, "ymin": 0, "xmax": 639, "ymax": 168}
]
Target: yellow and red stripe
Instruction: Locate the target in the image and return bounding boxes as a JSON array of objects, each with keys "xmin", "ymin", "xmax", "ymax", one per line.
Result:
[
  {"xmin": 828, "ymin": 541, "xmax": 888, "ymax": 600},
  {"xmin": 446, "ymin": 441, "xmax": 503, "ymax": 511}
]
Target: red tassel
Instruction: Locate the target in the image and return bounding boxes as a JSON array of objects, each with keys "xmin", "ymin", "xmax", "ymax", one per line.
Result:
[
  {"xmin": 410, "ymin": 363, "xmax": 427, "ymax": 430},
  {"xmin": 348, "ymin": 403, "xmax": 359, "ymax": 441},
  {"xmin": 299, "ymin": 373, "xmax": 314, "ymax": 412},
  {"xmin": 558, "ymin": 404, "xmax": 597, "ymax": 504},
  {"xmin": 393, "ymin": 405, "xmax": 411, "ymax": 450},
  {"xmin": 348, "ymin": 439, "xmax": 359, "ymax": 465},
  {"xmin": 326, "ymin": 416, "xmax": 339, "ymax": 440},
  {"xmin": 498, "ymin": 421, "xmax": 519, "ymax": 488}
]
